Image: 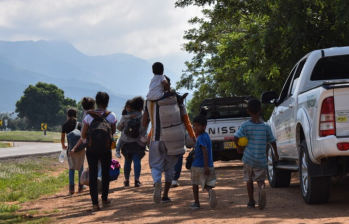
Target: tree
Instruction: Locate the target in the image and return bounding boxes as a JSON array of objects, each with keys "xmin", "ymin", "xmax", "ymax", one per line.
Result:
[
  {"xmin": 175, "ymin": 0, "xmax": 349, "ymax": 117},
  {"xmin": 15, "ymin": 82, "xmax": 78, "ymax": 130}
]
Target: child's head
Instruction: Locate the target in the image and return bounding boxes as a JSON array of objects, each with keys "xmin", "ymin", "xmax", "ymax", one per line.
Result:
[
  {"xmin": 247, "ymin": 98, "xmax": 262, "ymax": 115},
  {"xmin": 152, "ymin": 62, "xmax": 164, "ymax": 75},
  {"xmin": 124, "ymin": 100, "xmax": 133, "ymax": 113},
  {"xmin": 193, "ymin": 115, "xmax": 207, "ymax": 136},
  {"xmin": 67, "ymin": 108, "xmax": 77, "ymax": 119},
  {"xmin": 132, "ymin": 96, "xmax": 144, "ymax": 112},
  {"xmin": 95, "ymin": 91, "xmax": 109, "ymax": 108},
  {"xmin": 81, "ymin": 97, "xmax": 95, "ymax": 111}
]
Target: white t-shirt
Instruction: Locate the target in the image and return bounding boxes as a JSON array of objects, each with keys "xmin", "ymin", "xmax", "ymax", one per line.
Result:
[
  {"xmin": 146, "ymin": 74, "xmax": 166, "ymax": 100},
  {"xmin": 83, "ymin": 111, "xmax": 117, "ymax": 126}
]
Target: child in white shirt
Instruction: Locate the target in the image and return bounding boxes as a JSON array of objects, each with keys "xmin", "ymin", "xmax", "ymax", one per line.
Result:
[{"xmin": 146, "ymin": 62, "xmax": 171, "ymax": 101}]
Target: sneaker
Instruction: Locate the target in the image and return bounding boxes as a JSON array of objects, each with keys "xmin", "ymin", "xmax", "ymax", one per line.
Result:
[
  {"xmin": 209, "ymin": 189, "xmax": 217, "ymax": 208},
  {"xmin": 161, "ymin": 197, "xmax": 171, "ymax": 203},
  {"xmin": 135, "ymin": 180, "xmax": 142, "ymax": 187},
  {"xmin": 68, "ymin": 185, "xmax": 75, "ymax": 196},
  {"xmin": 153, "ymin": 183, "xmax": 162, "ymax": 204},
  {"xmin": 124, "ymin": 180, "xmax": 130, "ymax": 187},
  {"xmin": 102, "ymin": 199, "xmax": 111, "ymax": 207},
  {"xmin": 171, "ymin": 180, "xmax": 179, "ymax": 188},
  {"xmin": 92, "ymin": 204, "xmax": 100, "ymax": 212},
  {"xmin": 259, "ymin": 189, "xmax": 266, "ymax": 210},
  {"xmin": 247, "ymin": 201, "xmax": 255, "ymax": 208},
  {"xmin": 115, "ymin": 151, "xmax": 121, "ymax": 158},
  {"xmin": 78, "ymin": 185, "xmax": 87, "ymax": 192},
  {"xmin": 189, "ymin": 202, "xmax": 200, "ymax": 210}
]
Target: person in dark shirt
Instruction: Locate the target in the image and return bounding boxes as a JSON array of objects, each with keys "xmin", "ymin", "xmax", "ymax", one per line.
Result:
[{"xmin": 61, "ymin": 108, "xmax": 83, "ymax": 195}]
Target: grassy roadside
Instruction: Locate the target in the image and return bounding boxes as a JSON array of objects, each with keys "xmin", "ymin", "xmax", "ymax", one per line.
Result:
[
  {"xmin": 0, "ymin": 131, "xmax": 61, "ymax": 142},
  {"xmin": 0, "ymin": 143, "xmax": 9, "ymax": 148},
  {"xmin": 0, "ymin": 155, "xmax": 69, "ymax": 223}
]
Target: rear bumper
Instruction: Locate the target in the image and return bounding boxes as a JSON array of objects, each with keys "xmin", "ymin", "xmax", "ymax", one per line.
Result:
[
  {"xmin": 313, "ymin": 135, "xmax": 349, "ymax": 160},
  {"xmin": 212, "ymin": 141, "xmax": 242, "ymax": 162}
]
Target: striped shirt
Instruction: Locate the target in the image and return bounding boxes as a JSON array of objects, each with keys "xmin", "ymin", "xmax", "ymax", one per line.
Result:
[
  {"xmin": 144, "ymin": 100, "xmax": 162, "ymax": 141},
  {"xmin": 234, "ymin": 120, "xmax": 276, "ymax": 169}
]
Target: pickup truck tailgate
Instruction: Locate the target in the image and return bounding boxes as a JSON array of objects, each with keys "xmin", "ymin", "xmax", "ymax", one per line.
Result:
[
  {"xmin": 207, "ymin": 119, "xmax": 242, "ymax": 141},
  {"xmin": 335, "ymin": 87, "xmax": 349, "ymax": 137}
]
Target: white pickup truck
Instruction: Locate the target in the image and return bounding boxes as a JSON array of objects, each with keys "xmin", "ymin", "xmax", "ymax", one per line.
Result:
[
  {"xmin": 199, "ymin": 97, "xmax": 253, "ymax": 161},
  {"xmin": 262, "ymin": 46, "xmax": 349, "ymax": 204}
]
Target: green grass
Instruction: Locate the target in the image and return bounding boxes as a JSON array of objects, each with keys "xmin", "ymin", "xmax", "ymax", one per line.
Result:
[
  {"xmin": 0, "ymin": 156, "xmax": 70, "ymax": 224},
  {"xmin": 0, "ymin": 131, "xmax": 61, "ymax": 142},
  {"xmin": 0, "ymin": 144, "xmax": 9, "ymax": 148}
]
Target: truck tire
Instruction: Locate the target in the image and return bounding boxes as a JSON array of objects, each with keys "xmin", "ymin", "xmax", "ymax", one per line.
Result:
[
  {"xmin": 267, "ymin": 144, "xmax": 291, "ymax": 188},
  {"xmin": 299, "ymin": 140, "xmax": 331, "ymax": 204}
]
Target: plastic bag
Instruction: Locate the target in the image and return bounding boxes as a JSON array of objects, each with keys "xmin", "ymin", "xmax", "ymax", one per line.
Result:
[
  {"xmin": 58, "ymin": 150, "xmax": 66, "ymax": 163},
  {"xmin": 80, "ymin": 168, "xmax": 89, "ymax": 186}
]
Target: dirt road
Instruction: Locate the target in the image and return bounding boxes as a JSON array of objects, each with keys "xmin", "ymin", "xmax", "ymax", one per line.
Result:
[{"xmin": 20, "ymin": 152, "xmax": 349, "ymax": 223}]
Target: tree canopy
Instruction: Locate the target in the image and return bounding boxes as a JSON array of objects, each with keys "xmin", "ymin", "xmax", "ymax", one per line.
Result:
[
  {"xmin": 15, "ymin": 82, "xmax": 77, "ymax": 130},
  {"xmin": 175, "ymin": 0, "xmax": 349, "ymax": 117}
]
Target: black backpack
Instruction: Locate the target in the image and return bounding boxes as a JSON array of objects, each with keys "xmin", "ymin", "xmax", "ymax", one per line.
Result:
[
  {"xmin": 124, "ymin": 116, "xmax": 141, "ymax": 139},
  {"xmin": 87, "ymin": 112, "xmax": 113, "ymax": 153}
]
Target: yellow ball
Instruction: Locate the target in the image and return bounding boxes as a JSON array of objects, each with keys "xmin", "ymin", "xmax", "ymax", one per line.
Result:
[{"xmin": 238, "ymin": 137, "xmax": 248, "ymax": 146}]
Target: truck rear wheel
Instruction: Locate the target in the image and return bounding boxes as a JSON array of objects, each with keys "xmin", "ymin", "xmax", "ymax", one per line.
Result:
[
  {"xmin": 267, "ymin": 144, "xmax": 291, "ymax": 188},
  {"xmin": 299, "ymin": 140, "xmax": 331, "ymax": 204}
]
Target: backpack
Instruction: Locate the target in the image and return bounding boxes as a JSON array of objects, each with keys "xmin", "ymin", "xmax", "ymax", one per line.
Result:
[
  {"xmin": 67, "ymin": 122, "xmax": 81, "ymax": 154},
  {"xmin": 87, "ymin": 112, "xmax": 113, "ymax": 153},
  {"xmin": 124, "ymin": 115, "xmax": 141, "ymax": 138}
]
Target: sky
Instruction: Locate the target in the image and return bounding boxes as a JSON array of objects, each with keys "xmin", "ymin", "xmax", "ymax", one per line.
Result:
[{"xmin": 0, "ymin": 0, "xmax": 198, "ymax": 64}]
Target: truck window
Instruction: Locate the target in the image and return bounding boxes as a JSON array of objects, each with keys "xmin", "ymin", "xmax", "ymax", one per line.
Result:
[
  {"xmin": 289, "ymin": 59, "xmax": 306, "ymax": 96},
  {"xmin": 202, "ymin": 102, "xmax": 249, "ymax": 119},
  {"xmin": 310, "ymin": 55, "xmax": 349, "ymax": 80}
]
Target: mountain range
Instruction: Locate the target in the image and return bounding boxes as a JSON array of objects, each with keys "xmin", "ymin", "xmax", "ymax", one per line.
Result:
[{"xmin": 0, "ymin": 40, "xmax": 180, "ymax": 115}]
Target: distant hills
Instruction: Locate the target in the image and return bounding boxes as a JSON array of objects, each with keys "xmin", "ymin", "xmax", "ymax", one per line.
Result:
[{"xmin": 0, "ymin": 40, "xmax": 178, "ymax": 115}]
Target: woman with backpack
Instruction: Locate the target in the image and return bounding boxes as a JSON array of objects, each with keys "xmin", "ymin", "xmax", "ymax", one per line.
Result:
[
  {"xmin": 117, "ymin": 96, "xmax": 148, "ymax": 188},
  {"xmin": 61, "ymin": 108, "xmax": 83, "ymax": 195},
  {"xmin": 80, "ymin": 92, "xmax": 117, "ymax": 212}
]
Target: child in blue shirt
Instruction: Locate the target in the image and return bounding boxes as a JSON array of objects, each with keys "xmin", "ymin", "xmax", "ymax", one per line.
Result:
[
  {"xmin": 190, "ymin": 115, "xmax": 217, "ymax": 210},
  {"xmin": 234, "ymin": 98, "xmax": 278, "ymax": 210}
]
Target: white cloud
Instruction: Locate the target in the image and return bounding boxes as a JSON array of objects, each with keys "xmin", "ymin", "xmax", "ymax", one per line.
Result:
[{"xmin": 0, "ymin": 0, "xmax": 199, "ymax": 59}]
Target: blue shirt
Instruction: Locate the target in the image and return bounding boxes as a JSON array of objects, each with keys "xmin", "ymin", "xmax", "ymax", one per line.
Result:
[
  {"xmin": 192, "ymin": 132, "xmax": 214, "ymax": 168},
  {"xmin": 234, "ymin": 120, "xmax": 276, "ymax": 169}
]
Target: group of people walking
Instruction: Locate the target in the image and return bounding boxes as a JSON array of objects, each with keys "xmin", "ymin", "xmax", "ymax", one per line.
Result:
[{"xmin": 61, "ymin": 62, "xmax": 277, "ymax": 212}]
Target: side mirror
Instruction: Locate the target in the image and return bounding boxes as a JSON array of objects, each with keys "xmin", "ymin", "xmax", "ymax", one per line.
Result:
[{"xmin": 261, "ymin": 91, "xmax": 278, "ymax": 105}]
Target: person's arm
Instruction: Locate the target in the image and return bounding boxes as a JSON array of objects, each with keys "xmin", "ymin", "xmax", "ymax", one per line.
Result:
[
  {"xmin": 162, "ymin": 79, "xmax": 171, "ymax": 92},
  {"xmin": 81, "ymin": 123, "xmax": 89, "ymax": 140},
  {"xmin": 182, "ymin": 113, "xmax": 196, "ymax": 143},
  {"xmin": 271, "ymin": 141, "xmax": 279, "ymax": 160},
  {"xmin": 61, "ymin": 133, "xmax": 67, "ymax": 149},
  {"xmin": 70, "ymin": 138, "xmax": 83, "ymax": 154},
  {"xmin": 111, "ymin": 123, "xmax": 116, "ymax": 135},
  {"xmin": 234, "ymin": 136, "xmax": 246, "ymax": 154},
  {"xmin": 201, "ymin": 145, "xmax": 210, "ymax": 175},
  {"xmin": 142, "ymin": 110, "xmax": 150, "ymax": 127}
]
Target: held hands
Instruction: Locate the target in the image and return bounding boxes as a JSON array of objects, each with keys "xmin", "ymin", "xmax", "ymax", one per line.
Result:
[{"xmin": 62, "ymin": 145, "xmax": 68, "ymax": 150}]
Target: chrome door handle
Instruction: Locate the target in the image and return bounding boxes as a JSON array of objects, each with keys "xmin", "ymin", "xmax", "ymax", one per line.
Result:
[
  {"xmin": 279, "ymin": 110, "xmax": 284, "ymax": 114},
  {"xmin": 289, "ymin": 104, "xmax": 294, "ymax": 108}
]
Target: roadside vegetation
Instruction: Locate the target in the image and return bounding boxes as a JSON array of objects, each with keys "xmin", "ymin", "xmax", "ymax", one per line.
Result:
[
  {"xmin": 0, "ymin": 155, "xmax": 69, "ymax": 223},
  {"xmin": 0, "ymin": 131, "xmax": 61, "ymax": 142},
  {"xmin": 0, "ymin": 143, "xmax": 9, "ymax": 148}
]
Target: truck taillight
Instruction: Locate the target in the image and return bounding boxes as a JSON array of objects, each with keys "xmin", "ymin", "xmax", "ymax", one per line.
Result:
[{"xmin": 319, "ymin": 97, "xmax": 336, "ymax": 137}]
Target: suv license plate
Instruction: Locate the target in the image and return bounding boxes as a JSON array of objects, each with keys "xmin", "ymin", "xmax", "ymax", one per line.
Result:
[{"xmin": 224, "ymin": 142, "xmax": 236, "ymax": 149}]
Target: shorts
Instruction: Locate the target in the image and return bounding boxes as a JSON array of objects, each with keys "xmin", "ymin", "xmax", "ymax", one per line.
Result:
[
  {"xmin": 243, "ymin": 163, "xmax": 267, "ymax": 183},
  {"xmin": 191, "ymin": 166, "xmax": 216, "ymax": 191}
]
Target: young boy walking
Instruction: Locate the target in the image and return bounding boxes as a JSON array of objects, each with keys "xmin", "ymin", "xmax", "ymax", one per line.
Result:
[
  {"xmin": 234, "ymin": 98, "xmax": 278, "ymax": 210},
  {"xmin": 190, "ymin": 115, "xmax": 217, "ymax": 209}
]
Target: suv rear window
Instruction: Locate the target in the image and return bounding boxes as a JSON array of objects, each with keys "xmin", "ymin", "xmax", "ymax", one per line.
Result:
[
  {"xmin": 311, "ymin": 55, "xmax": 349, "ymax": 80},
  {"xmin": 200, "ymin": 101, "xmax": 249, "ymax": 119}
]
